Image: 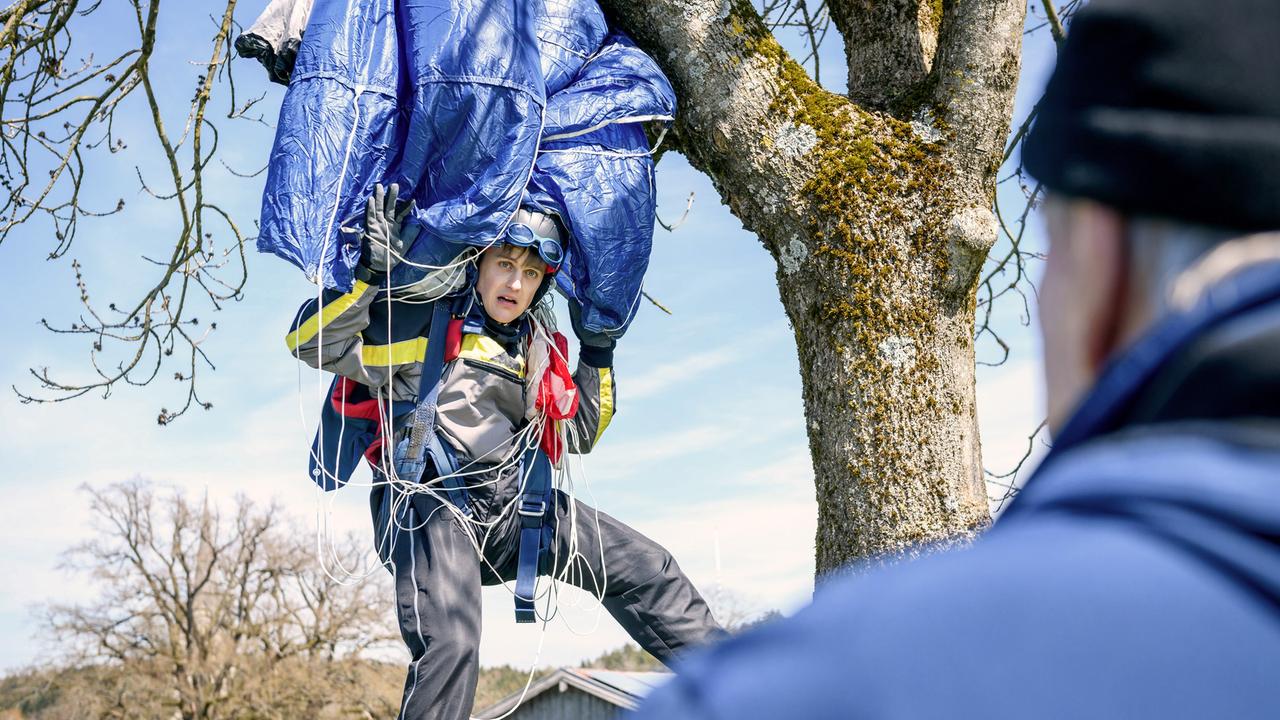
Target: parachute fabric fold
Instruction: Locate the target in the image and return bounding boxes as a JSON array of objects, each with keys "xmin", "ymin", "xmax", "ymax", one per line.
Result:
[
  {"xmin": 533, "ymin": 0, "xmax": 607, "ymax": 95},
  {"xmin": 542, "ymin": 33, "xmax": 675, "ymax": 140},
  {"xmin": 256, "ymin": 0, "xmax": 403, "ymax": 291},
  {"xmin": 388, "ymin": 0, "xmax": 546, "ymax": 291},
  {"xmin": 530, "ymin": 32, "xmax": 676, "ymax": 337}
]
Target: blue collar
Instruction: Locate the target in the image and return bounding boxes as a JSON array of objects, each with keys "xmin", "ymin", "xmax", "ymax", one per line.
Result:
[{"xmin": 1044, "ymin": 259, "xmax": 1280, "ymax": 466}]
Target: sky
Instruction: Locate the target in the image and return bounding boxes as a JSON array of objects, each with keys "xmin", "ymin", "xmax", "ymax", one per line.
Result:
[{"xmin": 0, "ymin": 3, "xmax": 1058, "ymax": 674}]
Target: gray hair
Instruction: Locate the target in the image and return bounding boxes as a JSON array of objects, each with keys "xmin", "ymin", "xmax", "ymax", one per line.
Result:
[{"xmin": 1126, "ymin": 218, "xmax": 1280, "ymax": 317}]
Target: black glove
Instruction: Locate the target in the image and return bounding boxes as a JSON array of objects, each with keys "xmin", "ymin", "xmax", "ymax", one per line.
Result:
[
  {"xmin": 568, "ymin": 299, "xmax": 615, "ymax": 367},
  {"xmin": 351, "ymin": 183, "xmax": 413, "ymax": 283}
]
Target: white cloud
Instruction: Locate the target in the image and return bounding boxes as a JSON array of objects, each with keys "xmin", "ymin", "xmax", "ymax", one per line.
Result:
[
  {"xmin": 621, "ymin": 323, "xmax": 790, "ymax": 401},
  {"xmin": 622, "ymin": 346, "xmax": 742, "ymax": 400},
  {"xmin": 976, "ymin": 358, "xmax": 1049, "ymax": 513},
  {"xmin": 585, "ymin": 423, "xmax": 737, "ymax": 481}
]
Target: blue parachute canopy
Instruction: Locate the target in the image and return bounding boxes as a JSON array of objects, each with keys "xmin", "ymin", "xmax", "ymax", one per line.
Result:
[
  {"xmin": 255, "ymin": 0, "xmax": 675, "ymax": 338},
  {"xmin": 257, "ymin": 0, "xmax": 403, "ymax": 292},
  {"xmin": 529, "ymin": 33, "xmax": 675, "ymax": 336},
  {"xmin": 390, "ymin": 0, "xmax": 545, "ymax": 258}
]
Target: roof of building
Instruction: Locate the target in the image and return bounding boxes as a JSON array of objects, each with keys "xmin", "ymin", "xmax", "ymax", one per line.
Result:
[{"xmin": 475, "ymin": 668, "xmax": 672, "ymax": 718}]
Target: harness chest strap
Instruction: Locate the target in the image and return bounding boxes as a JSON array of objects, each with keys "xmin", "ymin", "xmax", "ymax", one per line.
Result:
[{"xmin": 402, "ymin": 299, "xmax": 455, "ymax": 462}]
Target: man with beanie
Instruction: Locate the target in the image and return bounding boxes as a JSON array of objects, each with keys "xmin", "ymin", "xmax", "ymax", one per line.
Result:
[{"xmin": 633, "ymin": 0, "xmax": 1280, "ymax": 717}]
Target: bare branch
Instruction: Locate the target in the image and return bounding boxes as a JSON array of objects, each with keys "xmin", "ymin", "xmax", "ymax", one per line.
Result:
[
  {"xmin": 986, "ymin": 419, "xmax": 1049, "ymax": 513},
  {"xmin": 758, "ymin": 0, "xmax": 830, "ymax": 86},
  {"xmin": 977, "ymin": 1, "xmax": 1084, "ymax": 504},
  {"xmin": 47, "ymin": 480, "xmax": 395, "ymax": 718},
  {"xmin": 2, "ymin": 0, "xmax": 256, "ymax": 423},
  {"xmin": 641, "ymin": 290, "xmax": 674, "ymax": 315},
  {"xmin": 656, "ymin": 191, "xmax": 695, "ymax": 232},
  {"xmin": 1040, "ymin": 0, "xmax": 1068, "ymax": 46}
]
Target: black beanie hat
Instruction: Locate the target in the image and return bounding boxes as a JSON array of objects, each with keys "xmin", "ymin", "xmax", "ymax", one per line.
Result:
[{"xmin": 1023, "ymin": 0, "xmax": 1280, "ymax": 232}]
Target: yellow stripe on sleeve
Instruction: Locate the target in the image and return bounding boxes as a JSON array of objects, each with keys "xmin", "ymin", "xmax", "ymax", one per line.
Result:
[
  {"xmin": 285, "ymin": 280, "xmax": 371, "ymax": 351},
  {"xmin": 594, "ymin": 367, "xmax": 615, "ymax": 446},
  {"xmin": 361, "ymin": 337, "xmax": 429, "ymax": 367}
]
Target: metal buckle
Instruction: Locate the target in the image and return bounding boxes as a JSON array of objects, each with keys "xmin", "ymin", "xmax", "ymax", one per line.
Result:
[{"xmin": 518, "ymin": 496, "xmax": 548, "ymax": 518}]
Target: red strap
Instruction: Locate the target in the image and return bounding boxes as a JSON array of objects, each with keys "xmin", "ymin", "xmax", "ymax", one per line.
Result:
[
  {"xmin": 541, "ymin": 421, "xmax": 563, "ymax": 465},
  {"xmin": 445, "ymin": 317, "xmax": 463, "ymax": 362},
  {"xmin": 363, "ymin": 436, "xmax": 388, "ymax": 467},
  {"xmin": 329, "ymin": 377, "xmax": 388, "ymax": 467},
  {"xmin": 536, "ymin": 331, "xmax": 579, "ymax": 463}
]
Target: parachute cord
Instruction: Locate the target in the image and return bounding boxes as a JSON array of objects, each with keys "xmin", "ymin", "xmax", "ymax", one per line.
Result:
[
  {"xmin": 308, "ymin": 83, "xmax": 369, "ymax": 584},
  {"xmin": 471, "ymin": 613, "xmax": 551, "ymax": 720},
  {"xmin": 309, "ymin": 87, "xmax": 356, "ymax": 584}
]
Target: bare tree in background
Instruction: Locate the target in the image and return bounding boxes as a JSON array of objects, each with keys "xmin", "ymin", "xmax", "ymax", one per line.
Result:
[
  {"xmin": 3, "ymin": 0, "xmax": 1080, "ymax": 570},
  {"xmin": 45, "ymin": 480, "xmax": 396, "ymax": 720}
]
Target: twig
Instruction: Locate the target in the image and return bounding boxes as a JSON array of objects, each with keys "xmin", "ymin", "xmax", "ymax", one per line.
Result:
[
  {"xmin": 641, "ymin": 290, "xmax": 673, "ymax": 315},
  {"xmin": 4, "ymin": 0, "xmax": 256, "ymax": 424},
  {"xmin": 1040, "ymin": 0, "xmax": 1067, "ymax": 47}
]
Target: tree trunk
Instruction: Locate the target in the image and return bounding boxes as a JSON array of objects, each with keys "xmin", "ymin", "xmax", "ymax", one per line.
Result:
[{"xmin": 603, "ymin": 0, "xmax": 1025, "ymax": 575}]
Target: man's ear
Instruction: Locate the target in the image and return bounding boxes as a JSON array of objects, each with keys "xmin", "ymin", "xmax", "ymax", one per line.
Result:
[{"xmin": 1078, "ymin": 201, "xmax": 1130, "ymax": 371}]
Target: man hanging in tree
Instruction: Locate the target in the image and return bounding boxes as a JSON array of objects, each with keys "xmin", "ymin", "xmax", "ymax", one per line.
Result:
[{"xmin": 287, "ymin": 183, "xmax": 725, "ymax": 720}]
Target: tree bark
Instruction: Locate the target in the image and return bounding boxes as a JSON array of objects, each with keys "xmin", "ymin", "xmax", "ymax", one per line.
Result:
[
  {"xmin": 602, "ymin": 0, "xmax": 1024, "ymax": 576},
  {"xmin": 827, "ymin": 0, "xmax": 938, "ymax": 110}
]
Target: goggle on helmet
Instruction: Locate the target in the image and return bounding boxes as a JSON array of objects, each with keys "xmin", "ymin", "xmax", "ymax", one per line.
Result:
[{"xmin": 506, "ymin": 207, "xmax": 567, "ymax": 274}]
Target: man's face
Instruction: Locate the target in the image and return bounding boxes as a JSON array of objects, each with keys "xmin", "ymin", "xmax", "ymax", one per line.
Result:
[
  {"xmin": 1039, "ymin": 196, "xmax": 1128, "ymax": 434},
  {"xmin": 476, "ymin": 245, "xmax": 546, "ymax": 325}
]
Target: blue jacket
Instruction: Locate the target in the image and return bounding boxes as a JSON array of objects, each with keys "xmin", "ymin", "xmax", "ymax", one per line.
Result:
[
  {"xmin": 255, "ymin": 0, "xmax": 673, "ymax": 339},
  {"xmin": 636, "ymin": 260, "xmax": 1280, "ymax": 719}
]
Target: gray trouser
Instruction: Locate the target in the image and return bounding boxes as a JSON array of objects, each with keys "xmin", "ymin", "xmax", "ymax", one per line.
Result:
[{"xmin": 369, "ymin": 471, "xmax": 725, "ymax": 720}]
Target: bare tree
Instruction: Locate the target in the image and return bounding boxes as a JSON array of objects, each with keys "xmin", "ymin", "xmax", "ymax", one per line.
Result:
[{"xmin": 46, "ymin": 480, "xmax": 394, "ymax": 720}]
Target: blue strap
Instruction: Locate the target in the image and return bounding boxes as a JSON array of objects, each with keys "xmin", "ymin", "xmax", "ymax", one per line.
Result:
[
  {"xmin": 427, "ymin": 430, "xmax": 471, "ymax": 514},
  {"xmin": 514, "ymin": 447, "xmax": 553, "ymax": 623},
  {"xmin": 402, "ymin": 299, "xmax": 453, "ymax": 463},
  {"xmin": 394, "ymin": 300, "xmax": 473, "ymax": 512}
]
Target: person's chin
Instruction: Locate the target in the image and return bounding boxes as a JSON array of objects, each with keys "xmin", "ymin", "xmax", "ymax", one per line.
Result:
[{"xmin": 487, "ymin": 303, "xmax": 522, "ymax": 324}]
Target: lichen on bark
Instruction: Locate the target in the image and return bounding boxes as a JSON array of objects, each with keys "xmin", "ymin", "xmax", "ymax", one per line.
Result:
[{"xmin": 733, "ymin": 16, "xmax": 992, "ymax": 568}]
